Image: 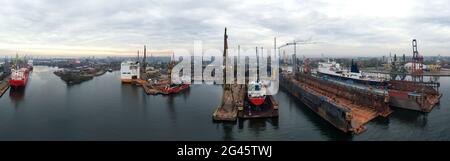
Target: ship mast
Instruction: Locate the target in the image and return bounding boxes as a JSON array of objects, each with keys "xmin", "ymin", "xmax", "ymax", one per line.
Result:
[{"xmin": 256, "ymin": 46, "xmax": 259, "ymax": 82}]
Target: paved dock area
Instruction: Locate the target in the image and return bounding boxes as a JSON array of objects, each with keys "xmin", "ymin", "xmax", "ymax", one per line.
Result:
[{"xmin": 0, "ymin": 78, "xmax": 10, "ymax": 97}]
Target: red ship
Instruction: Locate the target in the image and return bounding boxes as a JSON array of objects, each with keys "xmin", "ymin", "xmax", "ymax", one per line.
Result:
[
  {"xmin": 247, "ymin": 81, "xmax": 267, "ymax": 106},
  {"xmin": 161, "ymin": 83, "xmax": 190, "ymax": 94},
  {"xmin": 9, "ymin": 67, "xmax": 29, "ymax": 88}
]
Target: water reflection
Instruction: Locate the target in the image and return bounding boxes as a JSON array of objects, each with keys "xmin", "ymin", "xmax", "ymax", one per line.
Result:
[
  {"xmin": 238, "ymin": 118, "xmax": 279, "ymax": 130},
  {"xmin": 9, "ymin": 87, "xmax": 25, "ymax": 102},
  {"xmin": 0, "ymin": 66, "xmax": 448, "ymax": 140},
  {"xmin": 390, "ymin": 108, "xmax": 428, "ymax": 128},
  {"xmin": 220, "ymin": 122, "xmax": 236, "ymax": 141},
  {"xmin": 166, "ymin": 95, "xmax": 177, "ymax": 121}
]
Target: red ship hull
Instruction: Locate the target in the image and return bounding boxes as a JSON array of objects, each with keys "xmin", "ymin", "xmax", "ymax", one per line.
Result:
[
  {"xmin": 249, "ymin": 97, "xmax": 266, "ymax": 106},
  {"xmin": 9, "ymin": 69, "xmax": 29, "ymax": 88},
  {"xmin": 9, "ymin": 78, "xmax": 28, "ymax": 88},
  {"xmin": 161, "ymin": 84, "xmax": 190, "ymax": 94}
]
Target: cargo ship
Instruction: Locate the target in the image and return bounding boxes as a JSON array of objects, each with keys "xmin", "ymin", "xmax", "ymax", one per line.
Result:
[
  {"xmin": 9, "ymin": 67, "xmax": 29, "ymax": 88},
  {"xmin": 120, "ymin": 61, "xmax": 140, "ymax": 83},
  {"xmin": 247, "ymin": 81, "xmax": 267, "ymax": 106},
  {"xmin": 161, "ymin": 83, "xmax": 190, "ymax": 94},
  {"xmin": 317, "ymin": 59, "xmax": 388, "ymax": 87},
  {"xmin": 160, "ymin": 75, "xmax": 190, "ymax": 94},
  {"xmin": 9, "ymin": 54, "xmax": 30, "ymax": 88}
]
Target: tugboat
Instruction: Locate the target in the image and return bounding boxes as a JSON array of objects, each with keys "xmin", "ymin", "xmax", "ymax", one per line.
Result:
[{"xmin": 247, "ymin": 81, "xmax": 266, "ymax": 106}]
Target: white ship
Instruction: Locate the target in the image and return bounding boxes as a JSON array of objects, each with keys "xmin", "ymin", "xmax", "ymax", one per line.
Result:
[
  {"xmin": 27, "ymin": 60, "xmax": 33, "ymax": 70},
  {"xmin": 317, "ymin": 59, "xmax": 388, "ymax": 87},
  {"xmin": 247, "ymin": 81, "xmax": 267, "ymax": 106},
  {"xmin": 120, "ymin": 61, "xmax": 140, "ymax": 83}
]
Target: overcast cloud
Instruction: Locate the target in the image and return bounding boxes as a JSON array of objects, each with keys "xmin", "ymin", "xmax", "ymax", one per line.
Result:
[{"xmin": 0, "ymin": 0, "xmax": 449, "ymax": 57}]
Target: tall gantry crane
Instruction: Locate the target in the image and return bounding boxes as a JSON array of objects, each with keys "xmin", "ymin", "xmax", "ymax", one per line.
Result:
[
  {"xmin": 411, "ymin": 39, "xmax": 423, "ymax": 82},
  {"xmin": 278, "ymin": 38, "xmax": 321, "ymax": 74}
]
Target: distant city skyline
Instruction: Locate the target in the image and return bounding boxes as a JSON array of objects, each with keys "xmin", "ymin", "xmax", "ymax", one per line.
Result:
[{"xmin": 0, "ymin": 0, "xmax": 449, "ymax": 57}]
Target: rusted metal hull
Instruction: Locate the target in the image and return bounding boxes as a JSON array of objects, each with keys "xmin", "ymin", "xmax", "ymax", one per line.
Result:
[
  {"xmin": 389, "ymin": 90, "xmax": 441, "ymax": 112},
  {"xmin": 388, "ymin": 80, "xmax": 441, "ymax": 112},
  {"xmin": 213, "ymin": 89, "xmax": 238, "ymax": 121},
  {"xmin": 280, "ymin": 74, "xmax": 353, "ymax": 133}
]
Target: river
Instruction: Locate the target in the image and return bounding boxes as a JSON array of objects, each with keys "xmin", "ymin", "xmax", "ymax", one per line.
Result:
[{"xmin": 0, "ymin": 66, "xmax": 449, "ymax": 141}]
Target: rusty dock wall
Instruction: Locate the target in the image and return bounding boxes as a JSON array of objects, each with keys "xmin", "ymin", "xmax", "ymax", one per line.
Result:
[{"xmin": 281, "ymin": 72, "xmax": 391, "ymax": 134}]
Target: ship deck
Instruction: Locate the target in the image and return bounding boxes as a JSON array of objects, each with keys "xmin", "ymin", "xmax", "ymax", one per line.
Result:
[{"xmin": 316, "ymin": 75, "xmax": 388, "ymax": 95}]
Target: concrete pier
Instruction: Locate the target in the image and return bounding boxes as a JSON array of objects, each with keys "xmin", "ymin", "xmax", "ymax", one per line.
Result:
[{"xmin": 0, "ymin": 77, "xmax": 9, "ymax": 97}]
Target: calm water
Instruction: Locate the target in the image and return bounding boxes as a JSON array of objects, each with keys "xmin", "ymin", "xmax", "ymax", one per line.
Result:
[{"xmin": 0, "ymin": 66, "xmax": 449, "ymax": 141}]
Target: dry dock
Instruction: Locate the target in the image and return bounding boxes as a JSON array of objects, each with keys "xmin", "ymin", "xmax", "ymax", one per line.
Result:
[
  {"xmin": 212, "ymin": 85, "xmax": 241, "ymax": 121},
  {"xmin": 122, "ymin": 78, "xmax": 165, "ymax": 95},
  {"xmin": 388, "ymin": 80, "xmax": 441, "ymax": 112},
  {"xmin": 213, "ymin": 84, "xmax": 280, "ymax": 121},
  {"xmin": 212, "ymin": 28, "xmax": 279, "ymax": 121},
  {"xmin": 238, "ymin": 95, "xmax": 279, "ymax": 119},
  {"xmin": 281, "ymin": 72, "xmax": 391, "ymax": 134},
  {"xmin": 142, "ymin": 83, "xmax": 163, "ymax": 95}
]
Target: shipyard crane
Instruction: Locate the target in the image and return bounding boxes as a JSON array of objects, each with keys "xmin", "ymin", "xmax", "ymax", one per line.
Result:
[
  {"xmin": 411, "ymin": 39, "xmax": 424, "ymax": 82},
  {"xmin": 221, "ymin": 28, "xmax": 234, "ymax": 106},
  {"xmin": 278, "ymin": 38, "xmax": 321, "ymax": 73}
]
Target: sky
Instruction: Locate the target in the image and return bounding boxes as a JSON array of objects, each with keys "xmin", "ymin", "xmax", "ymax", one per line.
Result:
[{"xmin": 0, "ymin": 0, "xmax": 449, "ymax": 57}]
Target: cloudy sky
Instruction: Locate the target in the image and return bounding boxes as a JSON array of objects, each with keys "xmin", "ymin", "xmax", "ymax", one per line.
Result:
[{"xmin": 0, "ymin": 0, "xmax": 449, "ymax": 57}]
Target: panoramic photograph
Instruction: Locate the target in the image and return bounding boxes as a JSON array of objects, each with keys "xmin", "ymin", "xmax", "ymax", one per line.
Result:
[{"xmin": 0, "ymin": 0, "xmax": 449, "ymax": 159}]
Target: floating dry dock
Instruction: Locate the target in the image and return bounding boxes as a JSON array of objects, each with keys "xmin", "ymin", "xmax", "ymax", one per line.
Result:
[
  {"xmin": 123, "ymin": 79, "xmax": 165, "ymax": 95},
  {"xmin": 212, "ymin": 85, "xmax": 241, "ymax": 121},
  {"xmin": 281, "ymin": 72, "xmax": 391, "ymax": 134},
  {"xmin": 142, "ymin": 83, "xmax": 164, "ymax": 95},
  {"xmin": 213, "ymin": 83, "xmax": 279, "ymax": 121},
  {"xmin": 388, "ymin": 80, "xmax": 441, "ymax": 112},
  {"xmin": 213, "ymin": 28, "xmax": 279, "ymax": 121},
  {"xmin": 238, "ymin": 87, "xmax": 279, "ymax": 119}
]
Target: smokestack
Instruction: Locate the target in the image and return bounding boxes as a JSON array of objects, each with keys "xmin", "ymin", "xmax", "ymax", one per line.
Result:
[{"xmin": 143, "ymin": 45, "xmax": 147, "ymax": 69}]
